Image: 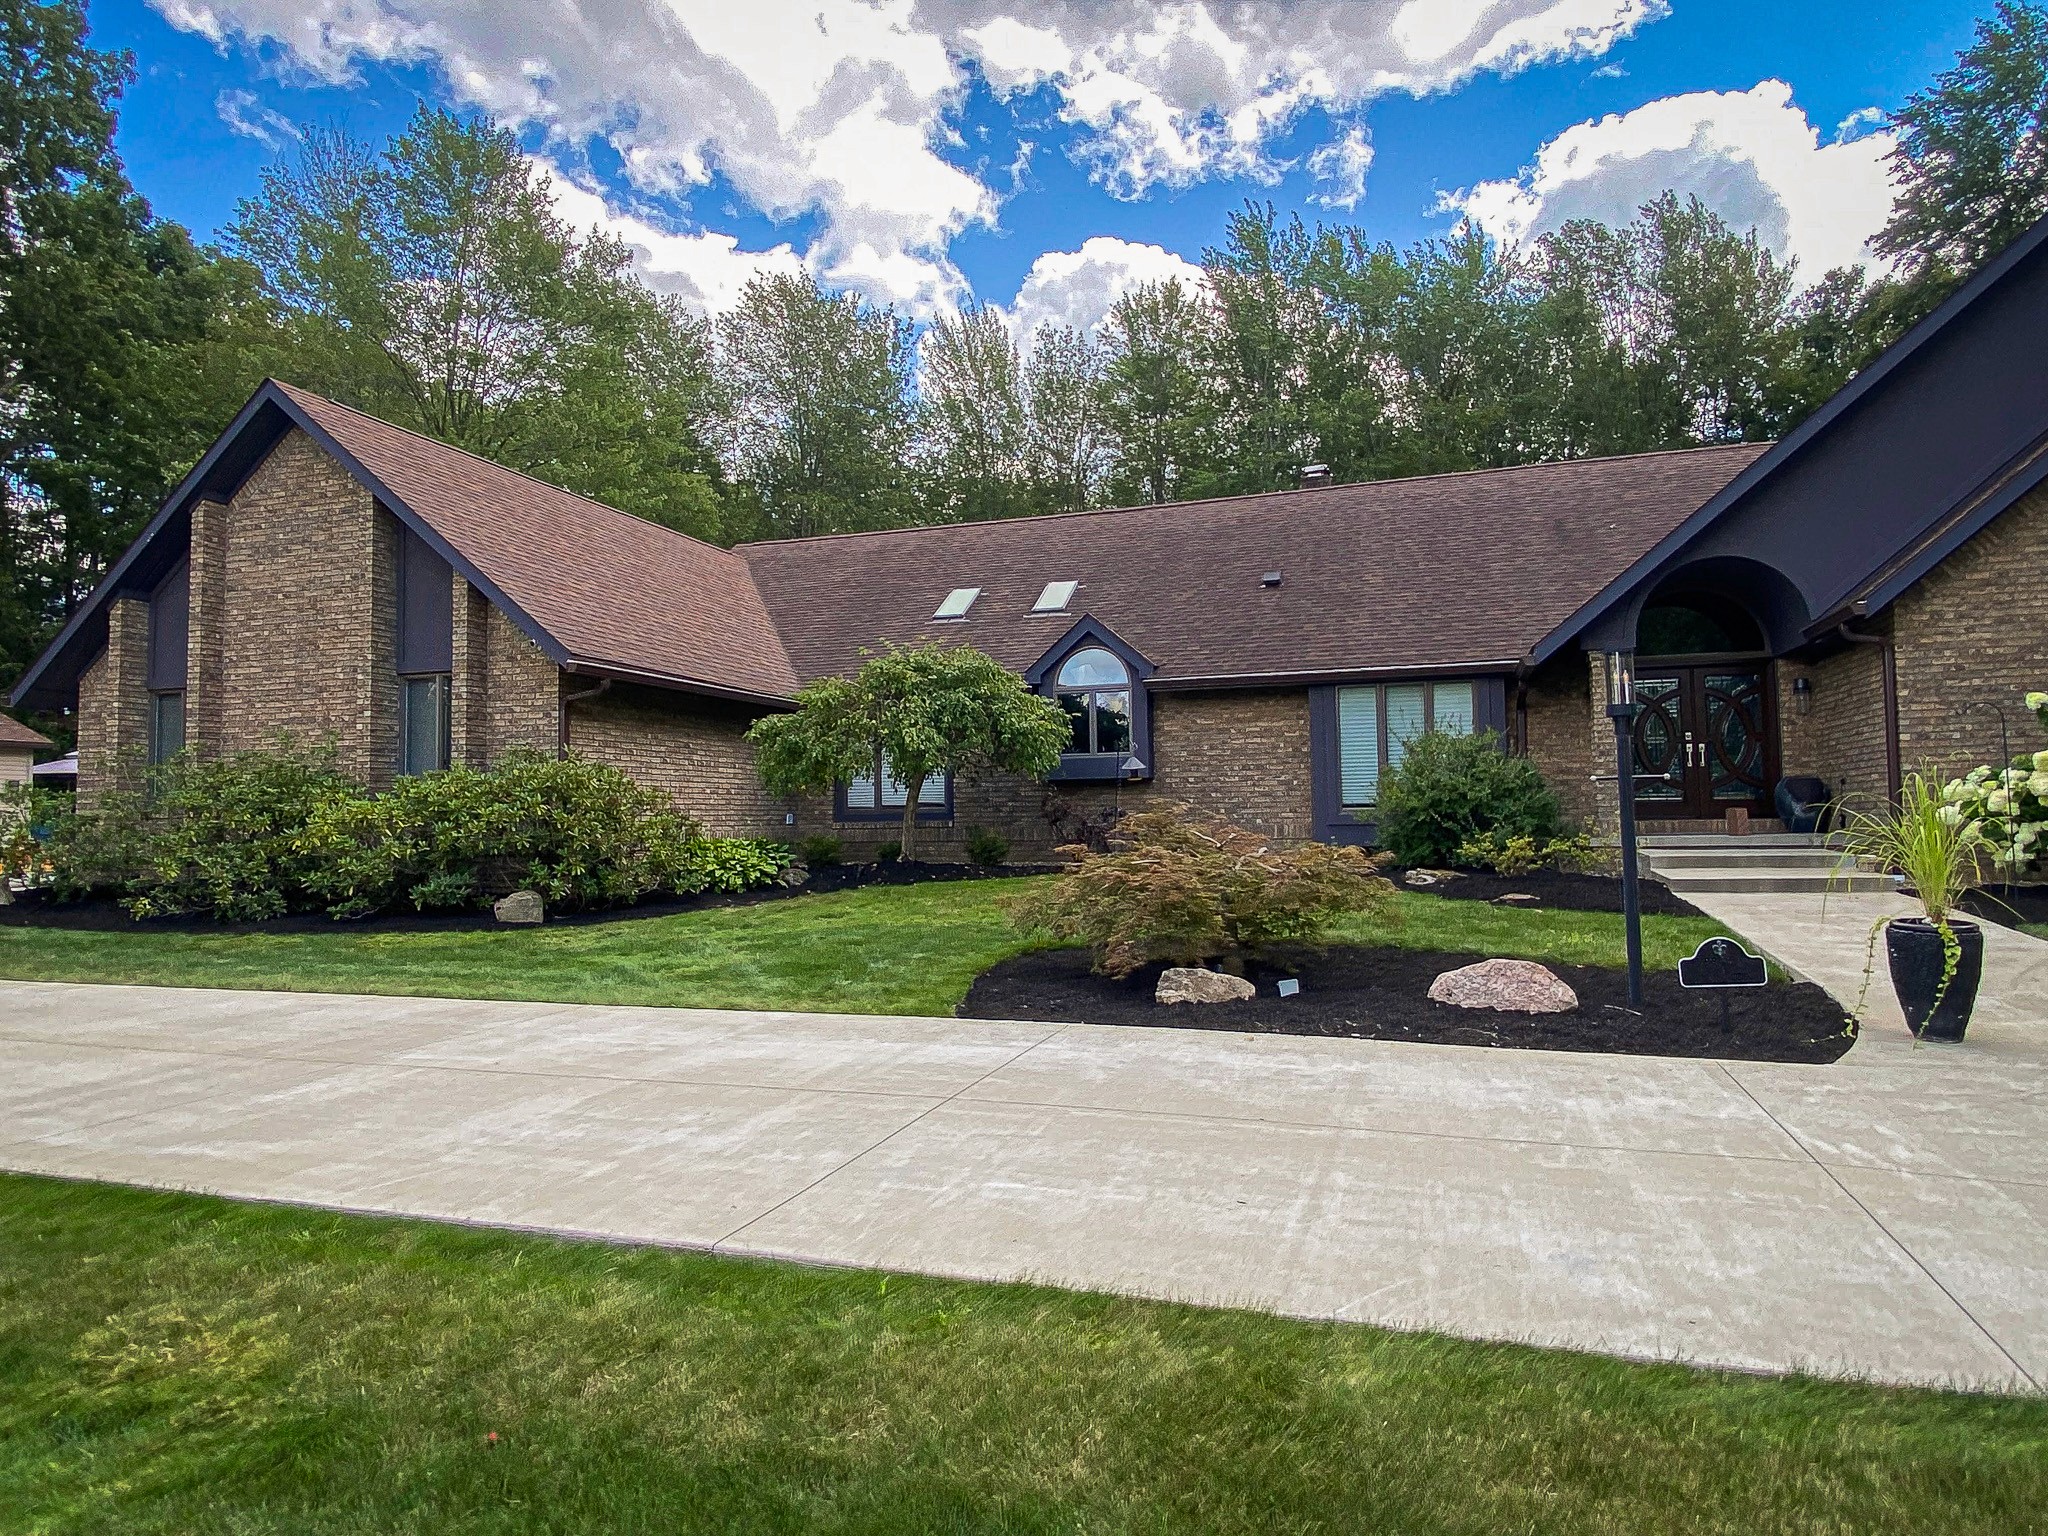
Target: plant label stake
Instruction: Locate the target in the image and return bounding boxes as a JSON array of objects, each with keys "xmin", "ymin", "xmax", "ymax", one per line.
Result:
[{"xmin": 1678, "ymin": 938, "xmax": 1768, "ymax": 1030}]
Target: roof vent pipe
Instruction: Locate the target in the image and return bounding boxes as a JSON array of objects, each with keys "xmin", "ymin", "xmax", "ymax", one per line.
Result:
[{"xmin": 1298, "ymin": 464, "xmax": 1332, "ymax": 489}]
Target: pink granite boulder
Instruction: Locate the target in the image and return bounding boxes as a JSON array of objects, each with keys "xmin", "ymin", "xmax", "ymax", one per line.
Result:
[{"xmin": 1427, "ymin": 958, "xmax": 1578, "ymax": 1014}]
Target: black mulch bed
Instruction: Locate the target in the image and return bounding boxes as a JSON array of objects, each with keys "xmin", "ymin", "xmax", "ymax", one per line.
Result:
[
  {"xmin": 1391, "ymin": 867, "xmax": 1705, "ymax": 917},
  {"xmin": 961, "ymin": 944, "xmax": 1856, "ymax": 1063},
  {"xmin": 0, "ymin": 859, "xmax": 1062, "ymax": 935},
  {"xmin": 1956, "ymin": 882, "xmax": 2048, "ymax": 930}
]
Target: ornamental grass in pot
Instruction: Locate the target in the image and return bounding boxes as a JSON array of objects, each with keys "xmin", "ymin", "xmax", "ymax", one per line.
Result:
[{"xmin": 1837, "ymin": 772, "xmax": 1986, "ymax": 1043}]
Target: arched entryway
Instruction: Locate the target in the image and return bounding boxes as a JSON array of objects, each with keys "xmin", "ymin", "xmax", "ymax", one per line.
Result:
[{"xmin": 1629, "ymin": 576, "xmax": 1780, "ymax": 821}]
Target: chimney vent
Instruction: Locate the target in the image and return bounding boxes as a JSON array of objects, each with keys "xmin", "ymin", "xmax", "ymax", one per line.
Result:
[
  {"xmin": 1298, "ymin": 463, "xmax": 1332, "ymax": 489},
  {"xmin": 1261, "ymin": 571, "xmax": 1283, "ymax": 588}
]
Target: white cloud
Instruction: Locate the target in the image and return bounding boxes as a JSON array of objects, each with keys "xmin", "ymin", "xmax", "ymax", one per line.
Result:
[
  {"xmin": 1448, "ymin": 81, "xmax": 1899, "ymax": 277},
  {"xmin": 1308, "ymin": 125, "xmax": 1374, "ymax": 210},
  {"xmin": 215, "ymin": 87, "xmax": 298, "ymax": 149},
  {"xmin": 540, "ymin": 167, "xmax": 806, "ymax": 313},
  {"xmin": 942, "ymin": 0, "xmax": 1660, "ymax": 198},
  {"xmin": 1000, "ymin": 235, "xmax": 1207, "ymax": 343},
  {"xmin": 153, "ymin": 0, "xmax": 1663, "ymax": 310}
]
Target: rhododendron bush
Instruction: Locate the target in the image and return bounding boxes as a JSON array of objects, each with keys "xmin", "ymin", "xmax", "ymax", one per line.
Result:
[{"xmin": 1940, "ymin": 691, "xmax": 2048, "ymax": 875}]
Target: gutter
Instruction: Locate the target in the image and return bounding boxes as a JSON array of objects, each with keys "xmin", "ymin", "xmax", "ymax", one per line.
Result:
[
  {"xmin": 1836, "ymin": 610, "xmax": 1901, "ymax": 804},
  {"xmin": 1147, "ymin": 658, "xmax": 1522, "ymax": 692},
  {"xmin": 558, "ymin": 676, "xmax": 611, "ymax": 758}
]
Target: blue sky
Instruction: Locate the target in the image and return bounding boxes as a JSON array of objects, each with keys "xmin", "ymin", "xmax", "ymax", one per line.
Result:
[{"xmin": 95, "ymin": 0, "xmax": 1988, "ymax": 334}]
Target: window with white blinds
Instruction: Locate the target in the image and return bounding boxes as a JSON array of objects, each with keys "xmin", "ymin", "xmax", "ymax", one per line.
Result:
[
  {"xmin": 844, "ymin": 755, "xmax": 947, "ymax": 813},
  {"xmin": 1337, "ymin": 680, "xmax": 1479, "ymax": 809}
]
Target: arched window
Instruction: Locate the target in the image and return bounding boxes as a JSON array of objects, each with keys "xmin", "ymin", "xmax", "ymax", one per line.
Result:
[{"xmin": 1056, "ymin": 647, "xmax": 1132, "ymax": 757}]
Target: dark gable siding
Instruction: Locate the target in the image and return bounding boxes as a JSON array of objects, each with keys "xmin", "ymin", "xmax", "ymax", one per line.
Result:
[
  {"xmin": 395, "ymin": 520, "xmax": 454, "ymax": 676},
  {"xmin": 147, "ymin": 558, "xmax": 189, "ymax": 693}
]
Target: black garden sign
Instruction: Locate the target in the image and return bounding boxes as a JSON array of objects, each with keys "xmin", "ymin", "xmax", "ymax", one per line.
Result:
[{"xmin": 1678, "ymin": 937, "xmax": 1768, "ymax": 1029}]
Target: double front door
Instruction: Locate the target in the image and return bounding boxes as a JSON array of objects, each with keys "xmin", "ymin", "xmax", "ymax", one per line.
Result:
[{"xmin": 1631, "ymin": 664, "xmax": 1776, "ymax": 819}]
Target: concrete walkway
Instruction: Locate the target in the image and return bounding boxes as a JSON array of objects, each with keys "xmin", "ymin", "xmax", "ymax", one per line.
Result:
[{"xmin": 3, "ymin": 901, "xmax": 2044, "ymax": 1395}]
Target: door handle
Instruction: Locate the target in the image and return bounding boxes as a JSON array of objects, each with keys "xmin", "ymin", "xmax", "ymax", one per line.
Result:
[{"xmin": 1684, "ymin": 734, "xmax": 1697, "ymax": 768}]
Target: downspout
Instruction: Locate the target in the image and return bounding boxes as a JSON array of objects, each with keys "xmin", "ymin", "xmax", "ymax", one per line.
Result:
[
  {"xmin": 558, "ymin": 675, "xmax": 611, "ymax": 759},
  {"xmin": 1837, "ymin": 618, "xmax": 1900, "ymax": 804}
]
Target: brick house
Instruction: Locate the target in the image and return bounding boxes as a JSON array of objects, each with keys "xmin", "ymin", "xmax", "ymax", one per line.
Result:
[{"xmin": 14, "ymin": 213, "xmax": 2048, "ymax": 856}]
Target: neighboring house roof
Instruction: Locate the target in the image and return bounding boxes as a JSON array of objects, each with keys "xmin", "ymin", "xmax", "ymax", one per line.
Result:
[
  {"xmin": 31, "ymin": 752, "xmax": 77, "ymax": 776},
  {"xmin": 739, "ymin": 443, "xmax": 1769, "ymax": 687},
  {"xmin": 0, "ymin": 713, "xmax": 52, "ymax": 749}
]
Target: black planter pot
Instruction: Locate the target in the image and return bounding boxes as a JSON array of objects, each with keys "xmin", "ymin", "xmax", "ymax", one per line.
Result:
[{"xmin": 1884, "ymin": 917, "xmax": 1984, "ymax": 1042}]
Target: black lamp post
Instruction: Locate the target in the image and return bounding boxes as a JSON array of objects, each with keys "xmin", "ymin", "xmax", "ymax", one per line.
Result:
[{"xmin": 1605, "ymin": 650, "xmax": 1646, "ymax": 1007}]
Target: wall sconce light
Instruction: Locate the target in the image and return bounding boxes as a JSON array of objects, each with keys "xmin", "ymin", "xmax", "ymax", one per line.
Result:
[{"xmin": 1792, "ymin": 675, "xmax": 1813, "ymax": 717}]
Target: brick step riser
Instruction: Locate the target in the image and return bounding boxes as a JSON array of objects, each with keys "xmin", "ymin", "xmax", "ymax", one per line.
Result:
[{"xmin": 1651, "ymin": 874, "xmax": 1899, "ymax": 894}]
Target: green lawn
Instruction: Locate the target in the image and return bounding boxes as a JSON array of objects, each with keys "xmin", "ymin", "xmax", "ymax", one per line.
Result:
[
  {"xmin": 2, "ymin": 1176, "xmax": 2041, "ymax": 1535},
  {"xmin": 0, "ymin": 882, "xmax": 1734, "ymax": 1015}
]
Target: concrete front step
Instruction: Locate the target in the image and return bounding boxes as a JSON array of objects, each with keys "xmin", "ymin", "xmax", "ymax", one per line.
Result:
[
  {"xmin": 1653, "ymin": 870, "xmax": 1901, "ymax": 895},
  {"xmin": 1642, "ymin": 849, "xmax": 1852, "ymax": 871},
  {"xmin": 1633, "ymin": 832, "xmax": 1890, "ymax": 894}
]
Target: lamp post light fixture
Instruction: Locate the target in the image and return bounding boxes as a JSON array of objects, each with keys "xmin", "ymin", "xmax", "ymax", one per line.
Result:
[{"xmin": 1605, "ymin": 649, "xmax": 1647, "ymax": 1007}]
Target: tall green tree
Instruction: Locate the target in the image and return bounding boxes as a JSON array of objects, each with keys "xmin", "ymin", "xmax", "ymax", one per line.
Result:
[
  {"xmin": 1097, "ymin": 279, "xmax": 1221, "ymax": 505},
  {"xmin": 1022, "ymin": 323, "xmax": 1107, "ymax": 514},
  {"xmin": 716, "ymin": 270, "xmax": 917, "ymax": 539},
  {"xmin": 918, "ymin": 301, "xmax": 1030, "ymax": 522},
  {"xmin": 0, "ymin": 0, "xmax": 265, "ymax": 696},
  {"xmin": 1878, "ymin": 0, "xmax": 2048, "ymax": 278},
  {"xmin": 230, "ymin": 107, "xmax": 726, "ymax": 540}
]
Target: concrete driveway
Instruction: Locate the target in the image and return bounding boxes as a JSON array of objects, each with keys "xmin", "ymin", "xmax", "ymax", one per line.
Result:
[{"xmin": 4, "ymin": 902, "xmax": 2044, "ymax": 1395}]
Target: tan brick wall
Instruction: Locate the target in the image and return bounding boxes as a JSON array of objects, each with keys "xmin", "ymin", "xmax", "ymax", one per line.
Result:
[
  {"xmin": 476, "ymin": 601, "xmax": 559, "ymax": 761},
  {"xmin": 75, "ymin": 596, "xmax": 151, "ymax": 805},
  {"xmin": 1522, "ymin": 653, "xmax": 1602, "ymax": 832},
  {"xmin": 568, "ymin": 684, "xmax": 787, "ymax": 837},
  {"xmin": 1892, "ymin": 480, "xmax": 2048, "ymax": 781},
  {"xmin": 211, "ymin": 429, "xmax": 398, "ymax": 785},
  {"xmin": 184, "ymin": 497, "xmax": 229, "ymax": 755},
  {"xmin": 788, "ymin": 688, "xmax": 1313, "ymax": 862},
  {"xmin": 1777, "ymin": 640, "xmax": 1889, "ymax": 813}
]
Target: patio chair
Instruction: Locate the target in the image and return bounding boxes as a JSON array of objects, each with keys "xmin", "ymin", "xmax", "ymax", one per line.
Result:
[{"xmin": 1774, "ymin": 775, "xmax": 1833, "ymax": 835}]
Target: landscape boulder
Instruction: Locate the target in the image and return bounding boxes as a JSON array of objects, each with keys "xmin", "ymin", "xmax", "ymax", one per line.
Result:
[
  {"xmin": 1156, "ymin": 967, "xmax": 1258, "ymax": 1005},
  {"xmin": 493, "ymin": 890, "xmax": 545, "ymax": 925},
  {"xmin": 1427, "ymin": 958, "xmax": 1578, "ymax": 1014}
]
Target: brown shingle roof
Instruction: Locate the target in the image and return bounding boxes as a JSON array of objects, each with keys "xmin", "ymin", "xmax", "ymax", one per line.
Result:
[
  {"xmin": 0, "ymin": 713, "xmax": 52, "ymax": 748},
  {"xmin": 276, "ymin": 384, "xmax": 798, "ymax": 702},
  {"xmin": 739, "ymin": 443, "xmax": 1771, "ymax": 685}
]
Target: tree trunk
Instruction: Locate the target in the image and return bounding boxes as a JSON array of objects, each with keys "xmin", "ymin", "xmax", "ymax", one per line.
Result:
[{"xmin": 899, "ymin": 775, "xmax": 922, "ymax": 861}]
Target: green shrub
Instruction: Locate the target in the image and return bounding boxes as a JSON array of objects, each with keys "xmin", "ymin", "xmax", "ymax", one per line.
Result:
[
  {"xmin": 32, "ymin": 746, "xmax": 739, "ymax": 922},
  {"xmin": 1010, "ymin": 803, "xmax": 1397, "ymax": 977},
  {"xmin": 798, "ymin": 834, "xmax": 843, "ymax": 867},
  {"xmin": 685, "ymin": 837, "xmax": 794, "ymax": 893},
  {"xmin": 874, "ymin": 840, "xmax": 902, "ymax": 864},
  {"xmin": 1375, "ymin": 731, "xmax": 1562, "ymax": 867},
  {"xmin": 963, "ymin": 826, "xmax": 1009, "ymax": 867},
  {"xmin": 1454, "ymin": 831, "xmax": 1598, "ymax": 876},
  {"xmin": 126, "ymin": 744, "xmax": 360, "ymax": 921},
  {"xmin": 295, "ymin": 750, "xmax": 705, "ymax": 917},
  {"xmin": 0, "ymin": 784, "xmax": 78, "ymax": 887}
]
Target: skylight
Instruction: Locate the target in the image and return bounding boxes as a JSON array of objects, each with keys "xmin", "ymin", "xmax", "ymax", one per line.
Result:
[
  {"xmin": 933, "ymin": 586, "xmax": 981, "ymax": 619},
  {"xmin": 1033, "ymin": 580, "xmax": 1079, "ymax": 613}
]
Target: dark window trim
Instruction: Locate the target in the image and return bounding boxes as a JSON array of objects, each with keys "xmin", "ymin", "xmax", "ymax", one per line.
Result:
[
  {"xmin": 148, "ymin": 688, "xmax": 186, "ymax": 766},
  {"xmin": 1309, "ymin": 676, "xmax": 1510, "ymax": 844},
  {"xmin": 1024, "ymin": 615, "xmax": 1155, "ymax": 784},
  {"xmin": 834, "ymin": 751, "xmax": 954, "ymax": 823},
  {"xmin": 398, "ymin": 671, "xmax": 452, "ymax": 777}
]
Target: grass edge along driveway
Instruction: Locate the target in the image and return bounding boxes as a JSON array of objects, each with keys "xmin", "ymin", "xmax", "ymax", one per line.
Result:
[
  {"xmin": 2, "ymin": 1175, "xmax": 2043, "ymax": 1535},
  {"xmin": 0, "ymin": 882, "xmax": 1737, "ymax": 1017}
]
